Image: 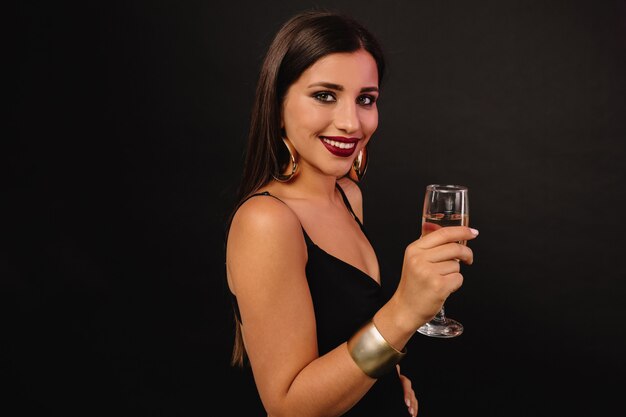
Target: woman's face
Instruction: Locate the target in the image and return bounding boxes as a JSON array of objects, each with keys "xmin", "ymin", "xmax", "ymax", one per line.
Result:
[{"xmin": 281, "ymin": 49, "xmax": 379, "ymax": 179}]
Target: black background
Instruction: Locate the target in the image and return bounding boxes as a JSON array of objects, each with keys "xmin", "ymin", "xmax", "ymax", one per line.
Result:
[{"xmin": 8, "ymin": 0, "xmax": 626, "ymax": 416}]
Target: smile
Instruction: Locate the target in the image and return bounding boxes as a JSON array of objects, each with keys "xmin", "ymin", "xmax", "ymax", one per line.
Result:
[{"xmin": 320, "ymin": 136, "xmax": 359, "ymax": 157}]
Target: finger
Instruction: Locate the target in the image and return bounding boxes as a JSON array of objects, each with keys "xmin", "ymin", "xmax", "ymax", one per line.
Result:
[
  {"xmin": 408, "ymin": 391, "xmax": 417, "ymax": 417},
  {"xmin": 417, "ymin": 226, "xmax": 478, "ymax": 249},
  {"xmin": 405, "ymin": 391, "xmax": 415, "ymax": 416},
  {"xmin": 399, "ymin": 373, "xmax": 411, "ymax": 392},
  {"xmin": 432, "ymin": 259, "xmax": 462, "ymax": 276},
  {"xmin": 396, "ymin": 365, "xmax": 418, "ymax": 416},
  {"xmin": 426, "ymin": 243, "xmax": 474, "ymax": 264},
  {"xmin": 443, "ymin": 272, "xmax": 464, "ymax": 293}
]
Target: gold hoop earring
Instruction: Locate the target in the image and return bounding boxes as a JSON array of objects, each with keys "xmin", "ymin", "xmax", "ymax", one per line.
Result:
[
  {"xmin": 273, "ymin": 138, "xmax": 298, "ymax": 182},
  {"xmin": 348, "ymin": 146, "xmax": 368, "ymax": 182}
]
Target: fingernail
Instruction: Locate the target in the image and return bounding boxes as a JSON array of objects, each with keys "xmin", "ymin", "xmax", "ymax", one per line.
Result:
[
  {"xmin": 470, "ymin": 228, "xmax": 479, "ymax": 236},
  {"xmin": 408, "ymin": 406, "xmax": 414, "ymax": 415},
  {"xmin": 406, "ymin": 398, "xmax": 410, "ymax": 407}
]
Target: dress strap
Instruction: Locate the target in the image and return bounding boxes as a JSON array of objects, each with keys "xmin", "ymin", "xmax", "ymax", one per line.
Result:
[
  {"xmin": 238, "ymin": 191, "xmax": 273, "ymax": 206},
  {"xmin": 335, "ymin": 182, "xmax": 364, "ymax": 229},
  {"xmin": 236, "ymin": 190, "xmax": 314, "ymax": 242}
]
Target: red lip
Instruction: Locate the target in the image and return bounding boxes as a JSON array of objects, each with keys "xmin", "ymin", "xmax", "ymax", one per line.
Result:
[
  {"xmin": 322, "ymin": 136, "xmax": 360, "ymax": 143},
  {"xmin": 319, "ymin": 136, "xmax": 359, "ymax": 157}
]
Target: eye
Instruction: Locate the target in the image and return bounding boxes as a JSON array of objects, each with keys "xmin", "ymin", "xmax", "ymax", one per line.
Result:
[
  {"xmin": 357, "ymin": 95, "xmax": 377, "ymax": 106},
  {"xmin": 313, "ymin": 91, "xmax": 336, "ymax": 103}
]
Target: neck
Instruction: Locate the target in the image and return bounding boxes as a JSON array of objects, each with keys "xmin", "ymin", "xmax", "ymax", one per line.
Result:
[{"xmin": 280, "ymin": 161, "xmax": 342, "ymax": 203}]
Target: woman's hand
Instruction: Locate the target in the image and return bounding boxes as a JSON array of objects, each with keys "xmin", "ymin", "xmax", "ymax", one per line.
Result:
[
  {"xmin": 395, "ymin": 226, "xmax": 478, "ymax": 329},
  {"xmin": 397, "ymin": 365, "xmax": 417, "ymax": 416}
]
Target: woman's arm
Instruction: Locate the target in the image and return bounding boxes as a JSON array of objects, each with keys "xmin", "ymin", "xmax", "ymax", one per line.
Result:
[{"xmin": 226, "ymin": 196, "xmax": 380, "ymax": 417}]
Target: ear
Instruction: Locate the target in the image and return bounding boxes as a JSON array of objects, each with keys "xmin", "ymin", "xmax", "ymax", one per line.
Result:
[{"xmin": 280, "ymin": 105, "xmax": 286, "ymax": 130}]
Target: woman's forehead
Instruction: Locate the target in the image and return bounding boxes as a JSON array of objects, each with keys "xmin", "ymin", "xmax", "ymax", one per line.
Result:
[{"xmin": 295, "ymin": 50, "xmax": 379, "ymax": 89}]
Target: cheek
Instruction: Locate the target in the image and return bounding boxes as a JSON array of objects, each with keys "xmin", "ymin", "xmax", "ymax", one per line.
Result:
[
  {"xmin": 285, "ymin": 101, "xmax": 327, "ymax": 133},
  {"xmin": 362, "ymin": 110, "xmax": 379, "ymax": 136}
]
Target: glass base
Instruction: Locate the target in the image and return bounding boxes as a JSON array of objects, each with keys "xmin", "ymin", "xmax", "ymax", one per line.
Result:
[{"xmin": 417, "ymin": 317, "xmax": 463, "ymax": 338}]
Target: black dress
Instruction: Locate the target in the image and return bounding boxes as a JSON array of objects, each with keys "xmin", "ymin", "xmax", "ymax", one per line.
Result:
[{"xmin": 230, "ymin": 183, "xmax": 407, "ymax": 417}]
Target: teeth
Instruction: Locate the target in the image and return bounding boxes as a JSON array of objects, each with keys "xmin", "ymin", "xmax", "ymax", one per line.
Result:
[{"xmin": 322, "ymin": 138, "xmax": 356, "ymax": 149}]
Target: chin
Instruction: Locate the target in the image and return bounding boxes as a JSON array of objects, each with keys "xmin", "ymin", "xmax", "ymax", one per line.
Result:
[
  {"xmin": 315, "ymin": 158, "xmax": 354, "ymax": 179},
  {"xmin": 331, "ymin": 168, "xmax": 352, "ymax": 179}
]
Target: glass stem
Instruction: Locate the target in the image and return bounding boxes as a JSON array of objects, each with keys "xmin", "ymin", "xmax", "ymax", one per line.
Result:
[{"xmin": 433, "ymin": 305, "xmax": 446, "ymax": 322}]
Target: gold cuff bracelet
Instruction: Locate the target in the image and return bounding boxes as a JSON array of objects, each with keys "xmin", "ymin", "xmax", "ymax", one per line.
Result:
[{"xmin": 347, "ymin": 319, "xmax": 407, "ymax": 379}]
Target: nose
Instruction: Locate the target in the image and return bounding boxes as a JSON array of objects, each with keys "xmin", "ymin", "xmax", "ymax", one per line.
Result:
[{"xmin": 333, "ymin": 101, "xmax": 360, "ymax": 134}]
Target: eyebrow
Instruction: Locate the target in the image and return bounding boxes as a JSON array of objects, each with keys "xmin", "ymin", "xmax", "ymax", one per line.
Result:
[{"xmin": 307, "ymin": 82, "xmax": 379, "ymax": 93}]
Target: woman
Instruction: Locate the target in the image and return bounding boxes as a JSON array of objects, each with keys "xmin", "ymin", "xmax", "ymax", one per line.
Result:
[{"xmin": 225, "ymin": 10, "xmax": 478, "ymax": 417}]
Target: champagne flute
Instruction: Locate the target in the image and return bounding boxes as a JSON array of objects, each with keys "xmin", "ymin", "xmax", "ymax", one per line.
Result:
[{"xmin": 416, "ymin": 184, "xmax": 469, "ymax": 338}]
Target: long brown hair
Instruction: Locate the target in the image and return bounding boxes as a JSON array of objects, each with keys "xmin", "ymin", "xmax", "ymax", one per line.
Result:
[{"xmin": 227, "ymin": 9, "xmax": 386, "ymax": 367}]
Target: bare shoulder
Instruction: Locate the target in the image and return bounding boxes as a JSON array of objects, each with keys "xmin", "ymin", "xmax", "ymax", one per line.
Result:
[
  {"xmin": 337, "ymin": 177, "xmax": 364, "ymax": 221},
  {"xmin": 226, "ymin": 194, "xmax": 306, "ymax": 292},
  {"xmin": 227, "ymin": 195, "xmax": 303, "ymax": 251}
]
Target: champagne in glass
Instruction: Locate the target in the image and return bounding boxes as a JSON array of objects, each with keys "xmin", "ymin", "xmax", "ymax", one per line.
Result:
[{"xmin": 417, "ymin": 184, "xmax": 469, "ymax": 338}]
